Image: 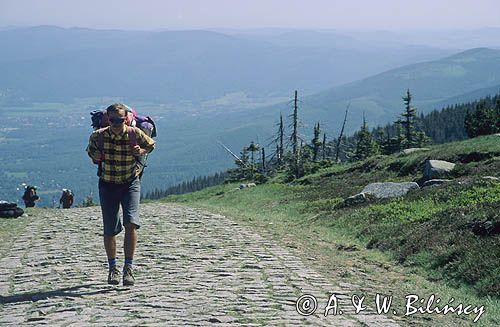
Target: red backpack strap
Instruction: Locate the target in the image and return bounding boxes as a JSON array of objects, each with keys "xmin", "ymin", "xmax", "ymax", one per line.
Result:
[
  {"xmin": 127, "ymin": 126, "xmax": 138, "ymax": 149},
  {"xmin": 97, "ymin": 128, "xmax": 106, "ymax": 159},
  {"xmin": 96, "ymin": 128, "xmax": 106, "ymax": 177}
]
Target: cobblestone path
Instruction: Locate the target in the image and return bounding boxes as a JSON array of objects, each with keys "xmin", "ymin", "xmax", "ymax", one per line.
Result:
[{"xmin": 0, "ymin": 203, "xmax": 400, "ymax": 326}]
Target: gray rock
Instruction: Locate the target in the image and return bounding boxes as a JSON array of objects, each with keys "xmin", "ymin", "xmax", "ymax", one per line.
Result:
[
  {"xmin": 423, "ymin": 160, "xmax": 456, "ymax": 180},
  {"xmin": 239, "ymin": 183, "xmax": 257, "ymax": 189},
  {"xmin": 422, "ymin": 179, "xmax": 452, "ymax": 187},
  {"xmin": 400, "ymin": 147, "xmax": 430, "ymax": 155},
  {"xmin": 482, "ymin": 176, "xmax": 499, "ymax": 181},
  {"xmin": 334, "ymin": 193, "xmax": 371, "ymax": 209},
  {"xmin": 362, "ymin": 182, "xmax": 420, "ymax": 199}
]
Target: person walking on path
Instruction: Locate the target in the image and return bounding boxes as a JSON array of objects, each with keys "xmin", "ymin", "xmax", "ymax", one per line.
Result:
[
  {"xmin": 59, "ymin": 189, "xmax": 74, "ymax": 209},
  {"xmin": 86, "ymin": 103, "xmax": 155, "ymax": 286},
  {"xmin": 22, "ymin": 185, "xmax": 40, "ymax": 208}
]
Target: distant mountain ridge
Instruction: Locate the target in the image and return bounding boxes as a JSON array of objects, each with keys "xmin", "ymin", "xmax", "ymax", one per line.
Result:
[
  {"xmin": 0, "ymin": 26, "xmax": 454, "ymax": 103},
  {"xmin": 237, "ymin": 47, "xmax": 500, "ymax": 133}
]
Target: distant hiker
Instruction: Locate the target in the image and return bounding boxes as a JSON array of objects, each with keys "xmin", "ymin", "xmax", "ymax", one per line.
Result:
[
  {"xmin": 59, "ymin": 189, "xmax": 74, "ymax": 209},
  {"xmin": 86, "ymin": 103, "xmax": 155, "ymax": 286},
  {"xmin": 22, "ymin": 185, "xmax": 40, "ymax": 208}
]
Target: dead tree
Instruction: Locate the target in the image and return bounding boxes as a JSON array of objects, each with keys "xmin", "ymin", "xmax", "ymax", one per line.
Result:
[
  {"xmin": 290, "ymin": 90, "xmax": 299, "ymax": 158},
  {"xmin": 271, "ymin": 112, "xmax": 285, "ymax": 165},
  {"xmin": 261, "ymin": 147, "xmax": 266, "ymax": 173},
  {"xmin": 335, "ymin": 102, "xmax": 350, "ymax": 163},
  {"xmin": 322, "ymin": 133, "xmax": 327, "ymax": 160},
  {"xmin": 288, "ymin": 90, "xmax": 304, "ymax": 177}
]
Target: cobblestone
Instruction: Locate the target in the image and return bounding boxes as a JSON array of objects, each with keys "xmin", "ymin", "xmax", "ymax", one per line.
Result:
[{"xmin": 0, "ymin": 203, "xmax": 400, "ymax": 326}]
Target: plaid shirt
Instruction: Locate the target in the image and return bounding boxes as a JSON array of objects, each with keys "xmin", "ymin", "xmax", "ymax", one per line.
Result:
[{"xmin": 86, "ymin": 126, "xmax": 155, "ymax": 184}]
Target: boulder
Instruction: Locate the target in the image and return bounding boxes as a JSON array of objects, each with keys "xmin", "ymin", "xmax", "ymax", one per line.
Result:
[
  {"xmin": 334, "ymin": 193, "xmax": 371, "ymax": 209},
  {"xmin": 239, "ymin": 183, "xmax": 257, "ymax": 189},
  {"xmin": 400, "ymin": 147, "xmax": 430, "ymax": 156},
  {"xmin": 423, "ymin": 160, "xmax": 456, "ymax": 180},
  {"xmin": 422, "ymin": 179, "xmax": 452, "ymax": 188},
  {"xmin": 362, "ymin": 182, "xmax": 420, "ymax": 199}
]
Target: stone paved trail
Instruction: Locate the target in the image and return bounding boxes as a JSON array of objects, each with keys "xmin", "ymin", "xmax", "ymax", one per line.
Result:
[{"xmin": 0, "ymin": 203, "xmax": 400, "ymax": 326}]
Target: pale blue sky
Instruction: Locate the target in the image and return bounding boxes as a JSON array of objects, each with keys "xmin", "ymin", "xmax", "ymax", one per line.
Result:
[{"xmin": 1, "ymin": 0, "xmax": 499, "ymax": 30}]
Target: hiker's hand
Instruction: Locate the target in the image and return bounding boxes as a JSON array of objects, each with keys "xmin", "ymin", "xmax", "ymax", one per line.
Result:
[{"xmin": 132, "ymin": 145, "xmax": 146, "ymax": 156}]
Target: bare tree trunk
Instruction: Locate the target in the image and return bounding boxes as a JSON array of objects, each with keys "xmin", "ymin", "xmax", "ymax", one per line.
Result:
[
  {"xmin": 261, "ymin": 147, "xmax": 266, "ymax": 173},
  {"xmin": 292, "ymin": 90, "xmax": 298, "ymax": 157},
  {"xmin": 279, "ymin": 113, "xmax": 284, "ymax": 164},
  {"xmin": 335, "ymin": 103, "xmax": 349, "ymax": 163},
  {"xmin": 322, "ymin": 133, "xmax": 326, "ymax": 160}
]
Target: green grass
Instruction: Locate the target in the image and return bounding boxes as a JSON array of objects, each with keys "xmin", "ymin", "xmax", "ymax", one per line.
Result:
[{"xmin": 159, "ymin": 135, "xmax": 500, "ymax": 326}]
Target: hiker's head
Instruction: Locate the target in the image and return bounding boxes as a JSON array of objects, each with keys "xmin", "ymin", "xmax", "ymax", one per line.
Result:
[{"xmin": 106, "ymin": 103, "xmax": 128, "ymax": 127}]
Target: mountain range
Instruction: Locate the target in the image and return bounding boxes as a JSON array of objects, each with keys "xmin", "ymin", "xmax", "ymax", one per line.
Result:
[
  {"xmin": 0, "ymin": 26, "xmax": 454, "ymax": 103},
  {"xmin": 1, "ymin": 27, "xmax": 500, "ymax": 206},
  {"xmin": 223, "ymin": 47, "xmax": 500, "ymax": 136}
]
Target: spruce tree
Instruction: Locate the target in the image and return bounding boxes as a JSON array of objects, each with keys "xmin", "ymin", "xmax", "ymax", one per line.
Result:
[
  {"xmin": 354, "ymin": 115, "xmax": 377, "ymax": 160},
  {"xmin": 400, "ymin": 89, "xmax": 418, "ymax": 148},
  {"xmin": 311, "ymin": 122, "xmax": 322, "ymax": 161}
]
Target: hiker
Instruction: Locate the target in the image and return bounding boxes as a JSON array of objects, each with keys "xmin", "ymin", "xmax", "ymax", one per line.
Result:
[
  {"xmin": 86, "ymin": 103, "xmax": 155, "ymax": 286},
  {"xmin": 22, "ymin": 185, "xmax": 40, "ymax": 208},
  {"xmin": 59, "ymin": 189, "xmax": 74, "ymax": 209}
]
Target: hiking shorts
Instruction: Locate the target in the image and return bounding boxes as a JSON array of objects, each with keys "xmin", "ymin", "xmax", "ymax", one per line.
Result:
[{"xmin": 98, "ymin": 177, "xmax": 141, "ymax": 236}]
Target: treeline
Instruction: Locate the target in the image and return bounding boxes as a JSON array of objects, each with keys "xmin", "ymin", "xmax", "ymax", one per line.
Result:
[
  {"xmin": 142, "ymin": 90, "xmax": 499, "ymax": 199},
  {"xmin": 374, "ymin": 93, "xmax": 500, "ymax": 145},
  {"xmin": 141, "ymin": 171, "xmax": 228, "ymax": 200},
  {"xmin": 464, "ymin": 95, "xmax": 500, "ymax": 138},
  {"xmin": 226, "ymin": 89, "xmax": 429, "ymax": 181},
  {"xmin": 333, "ymin": 92, "xmax": 500, "ymax": 162},
  {"xmin": 227, "ymin": 89, "xmax": 500, "ymax": 182}
]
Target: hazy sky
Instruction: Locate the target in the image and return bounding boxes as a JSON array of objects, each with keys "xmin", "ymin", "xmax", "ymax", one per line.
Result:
[{"xmin": 1, "ymin": 0, "xmax": 500, "ymax": 31}]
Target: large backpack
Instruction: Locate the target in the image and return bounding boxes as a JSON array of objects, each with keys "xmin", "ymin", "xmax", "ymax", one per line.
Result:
[
  {"xmin": 90, "ymin": 105, "xmax": 157, "ymax": 178},
  {"xmin": 61, "ymin": 189, "xmax": 74, "ymax": 208},
  {"xmin": 90, "ymin": 105, "xmax": 157, "ymax": 138},
  {"xmin": 22, "ymin": 186, "xmax": 39, "ymax": 201},
  {"xmin": 0, "ymin": 201, "xmax": 24, "ymax": 218},
  {"xmin": 22, "ymin": 186, "xmax": 39, "ymax": 207}
]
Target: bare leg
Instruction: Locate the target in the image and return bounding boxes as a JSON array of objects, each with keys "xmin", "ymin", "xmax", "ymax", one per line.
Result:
[
  {"xmin": 124, "ymin": 223, "xmax": 137, "ymax": 259},
  {"xmin": 104, "ymin": 235, "xmax": 117, "ymax": 259}
]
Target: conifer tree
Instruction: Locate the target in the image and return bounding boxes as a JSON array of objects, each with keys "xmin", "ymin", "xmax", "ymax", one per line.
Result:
[
  {"xmin": 247, "ymin": 141, "xmax": 259, "ymax": 166},
  {"xmin": 229, "ymin": 146, "xmax": 250, "ymax": 180},
  {"xmin": 322, "ymin": 133, "xmax": 327, "ymax": 160},
  {"xmin": 311, "ymin": 122, "xmax": 322, "ymax": 161},
  {"xmin": 400, "ymin": 89, "xmax": 418, "ymax": 148},
  {"xmin": 354, "ymin": 114, "xmax": 377, "ymax": 160},
  {"xmin": 465, "ymin": 99, "xmax": 500, "ymax": 137}
]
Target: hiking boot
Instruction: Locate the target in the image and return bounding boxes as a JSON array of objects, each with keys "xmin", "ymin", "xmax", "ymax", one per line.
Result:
[
  {"xmin": 123, "ymin": 264, "xmax": 135, "ymax": 286},
  {"xmin": 107, "ymin": 266, "xmax": 120, "ymax": 285}
]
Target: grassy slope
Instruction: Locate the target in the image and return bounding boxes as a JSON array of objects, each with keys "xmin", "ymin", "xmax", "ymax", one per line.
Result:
[{"xmin": 159, "ymin": 134, "xmax": 500, "ymax": 326}]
